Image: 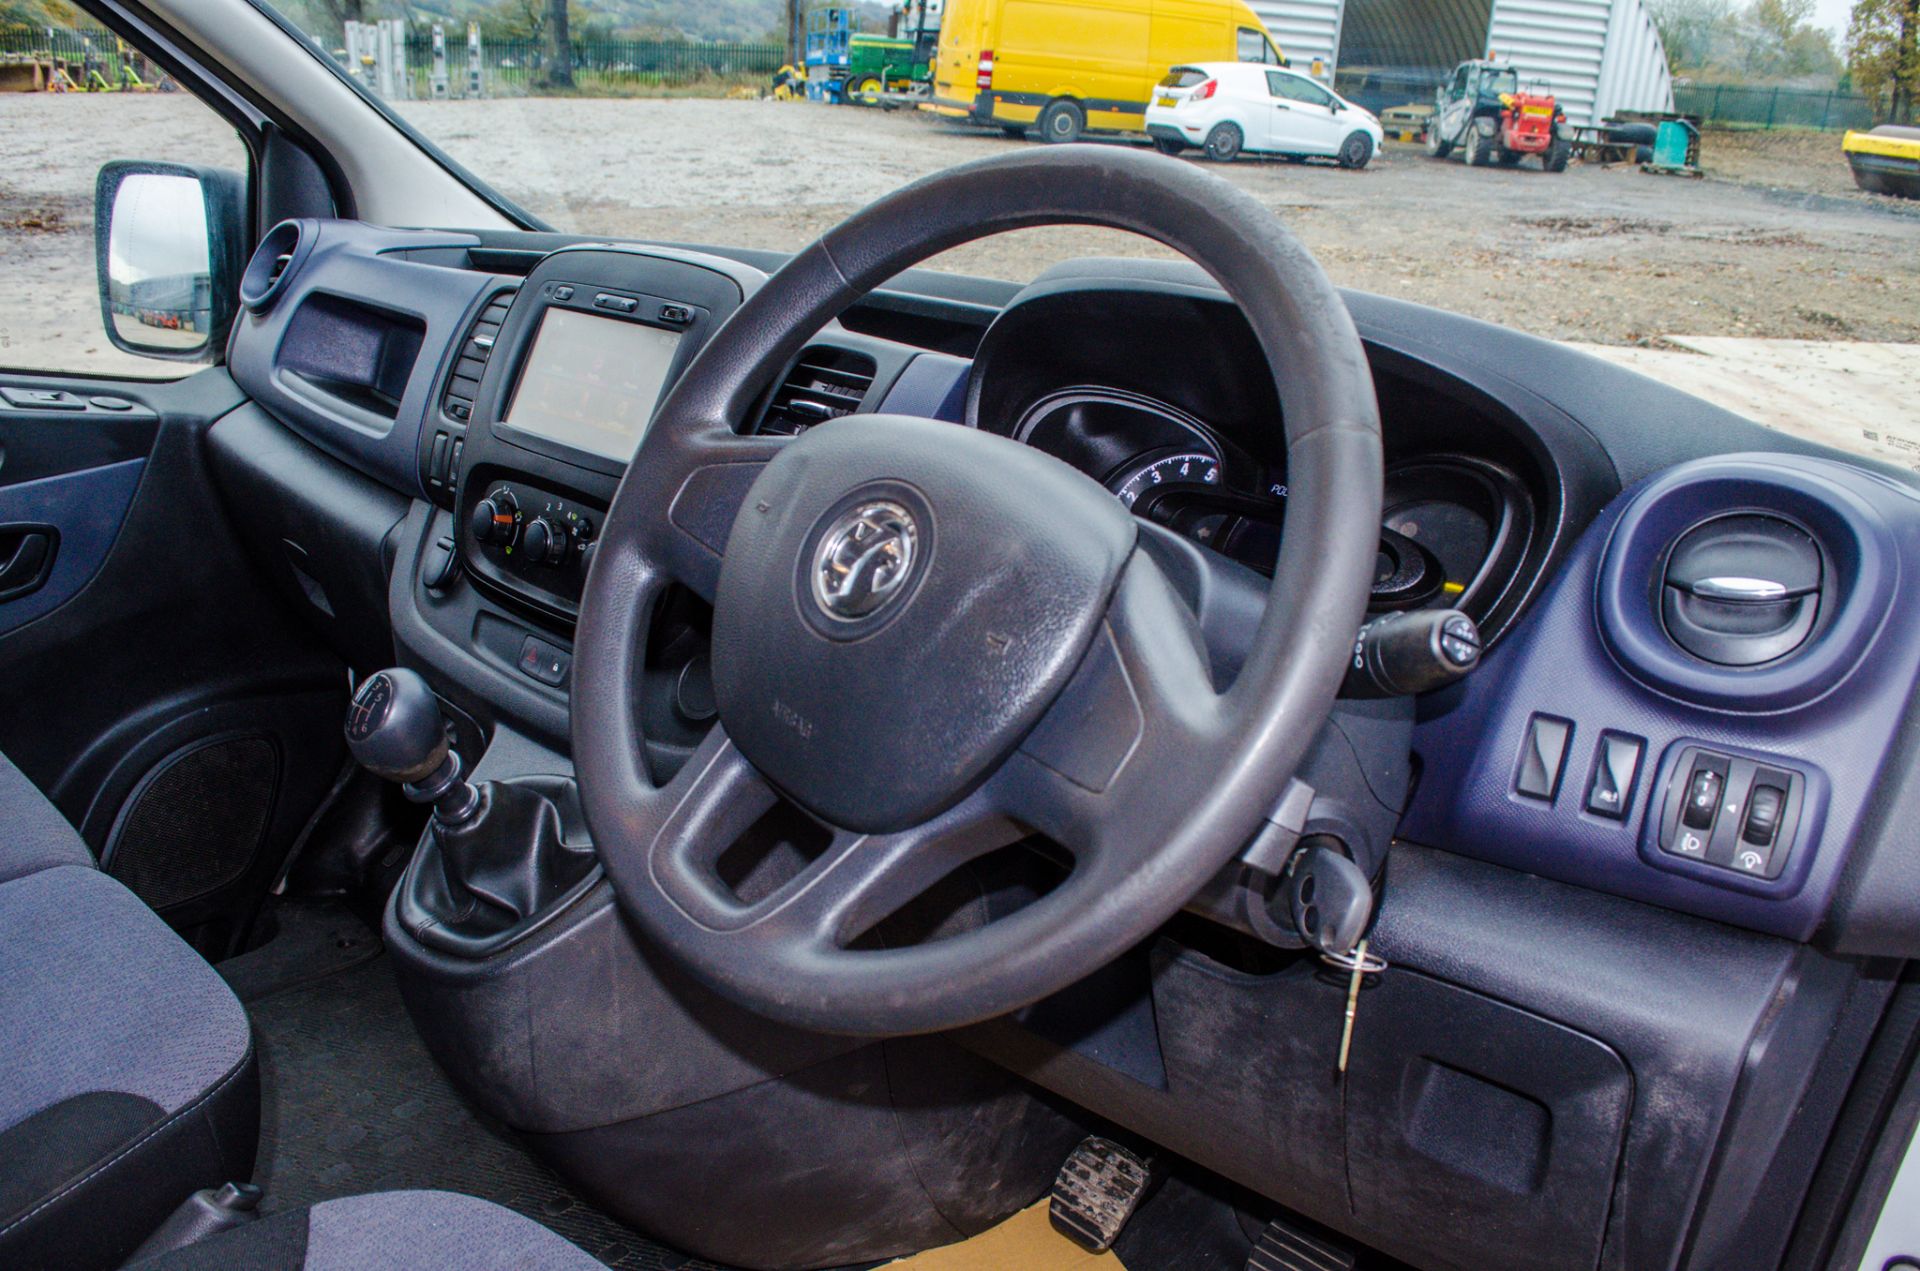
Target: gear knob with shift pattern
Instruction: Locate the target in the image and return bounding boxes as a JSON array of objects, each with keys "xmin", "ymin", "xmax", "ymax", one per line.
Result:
[
  {"xmin": 346, "ymin": 668, "xmax": 479, "ymax": 825},
  {"xmin": 346, "ymin": 668, "xmax": 597, "ymax": 957}
]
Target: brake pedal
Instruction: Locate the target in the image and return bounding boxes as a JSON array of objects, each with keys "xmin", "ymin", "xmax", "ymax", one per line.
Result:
[
  {"xmin": 1048, "ymin": 1136, "xmax": 1154, "ymax": 1253},
  {"xmin": 1247, "ymin": 1217, "xmax": 1356, "ymax": 1271}
]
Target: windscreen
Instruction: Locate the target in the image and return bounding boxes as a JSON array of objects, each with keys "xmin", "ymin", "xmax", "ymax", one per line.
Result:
[{"xmin": 504, "ymin": 308, "xmax": 682, "ymax": 464}]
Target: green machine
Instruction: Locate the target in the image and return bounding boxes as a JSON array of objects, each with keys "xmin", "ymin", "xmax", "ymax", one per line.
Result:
[
  {"xmin": 842, "ymin": 0, "xmax": 940, "ymax": 106},
  {"xmin": 844, "ymin": 33, "xmax": 928, "ymax": 103},
  {"xmin": 1641, "ymin": 119, "xmax": 1703, "ymax": 178}
]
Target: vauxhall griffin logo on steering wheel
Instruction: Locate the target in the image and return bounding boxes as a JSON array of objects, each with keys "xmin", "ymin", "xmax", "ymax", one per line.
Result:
[{"xmin": 811, "ymin": 500, "xmax": 919, "ymax": 620}]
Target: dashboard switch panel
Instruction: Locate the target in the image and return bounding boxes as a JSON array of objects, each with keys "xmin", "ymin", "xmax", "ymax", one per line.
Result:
[
  {"xmin": 1514, "ymin": 714, "xmax": 1573, "ymax": 802},
  {"xmin": 1656, "ymin": 746, "xmax": 1806, "ymax": 880}
]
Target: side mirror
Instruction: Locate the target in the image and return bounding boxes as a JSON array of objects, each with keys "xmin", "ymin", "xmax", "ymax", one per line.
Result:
[{"xmin": 94, "ymin": 161, "xmax": 247, "ymax": 364}]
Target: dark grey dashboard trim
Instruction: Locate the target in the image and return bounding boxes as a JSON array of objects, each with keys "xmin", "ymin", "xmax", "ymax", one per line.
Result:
[{"xmin": 227, "ymin": 222, "xmax": 491, "ymax": 496}]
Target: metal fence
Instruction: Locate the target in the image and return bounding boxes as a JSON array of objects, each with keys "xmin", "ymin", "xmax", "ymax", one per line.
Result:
[
  {"xmin": 1674, "ymin": 83, "xmax": 1877, "ymax": 131},
  {"xmin": 1, "ymin": 26, "xmax": 783, "ymax": 94},
  {"xmin": 399, "ymin": 35, "xmax": 784, "ymax": 95},
  {"xmin": 0, "ymin": 26, "xmax": 142, "ymax": 66}
]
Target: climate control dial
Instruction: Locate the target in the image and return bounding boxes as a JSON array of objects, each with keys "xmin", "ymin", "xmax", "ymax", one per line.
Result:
[
  {"xmin": 468, "ymin": 489, "xmax": 519, "ymax": 546},
  {"xmin": 521, "ymin": 516, "xmax": 569, "ymax": 566}
]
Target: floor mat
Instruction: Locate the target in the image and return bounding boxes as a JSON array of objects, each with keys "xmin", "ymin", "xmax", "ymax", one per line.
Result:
[
  {"xmin": 248, "ymin": 952, "xmax": 732, "ymax": 1270},
  {"xmin": 886, "ymin": 1203, "xmax": 1125, "ymax": 1269},
  {"xmin": 217, "ymin": 899, "xmax": 383, "ymax": 1004}
]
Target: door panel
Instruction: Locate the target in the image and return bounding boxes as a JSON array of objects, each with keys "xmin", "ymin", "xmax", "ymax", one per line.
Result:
[
  {"xmin": 1266, "ymin": 71, "xmax": 1342, "ymax": 153},
  {"xmin": 0, "ymin": 368, "xmax": 351, "ymax": 954},
  {"xmin": 0, "ymin": 459, "xmax": 144, "ymax": 632}
]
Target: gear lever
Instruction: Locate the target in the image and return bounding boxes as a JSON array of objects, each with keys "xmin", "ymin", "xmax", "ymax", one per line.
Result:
[
  {"xmin": 346, "ymin": 668, "xmax": 598, "ymax": 957},
  {"xmin": 345, "ymin": 668, "xmax": 479, "ymax": 827}
]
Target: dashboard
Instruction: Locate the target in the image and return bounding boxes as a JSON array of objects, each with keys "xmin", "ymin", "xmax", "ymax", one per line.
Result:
[
  {"xmin": 217, "ymin": 218, "xmax": 1920, "ymax": 958},
  {"xmin": 200, "ymin": 215, "xmax": 1920, "ymax": 1271}
]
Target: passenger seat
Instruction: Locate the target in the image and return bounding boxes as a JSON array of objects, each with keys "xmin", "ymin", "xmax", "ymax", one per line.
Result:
[
  {"xmin": 127, "ymin": 1191, "xmax": 603, "ymax": 1270},
  {"xmin": 0, "ymin": 750, "xmax": 258, "ymax": 1271}
]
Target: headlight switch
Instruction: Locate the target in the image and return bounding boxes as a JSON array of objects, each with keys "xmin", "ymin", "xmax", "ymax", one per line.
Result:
[{"xmin": 1657, "ymin": 745, "xmax": 1806, "ymax": 879}]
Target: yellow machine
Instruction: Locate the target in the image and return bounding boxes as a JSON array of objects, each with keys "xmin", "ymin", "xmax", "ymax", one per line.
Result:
[
  {"xmin": 1843, "ymin": 125, "xmax": 1920, "ymax": 199},
  {"xmin": 925, "ymin": 0, "xmax": 1286, "ymax": 142}
]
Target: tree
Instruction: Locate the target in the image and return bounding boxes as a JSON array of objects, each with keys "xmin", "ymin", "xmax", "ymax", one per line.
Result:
[
  {"xmin": 545, "ymin": 0, "xmax": 572, "ymax": 87},
  {"xmin": 1848, "ymin": 0, "xmax": 1920, "ymax": 121},
  {"xmin": 0, "ymin": 0, "xmax": 84, "ymax": 25},
  {"xmin": 489, "ymin": 0, "xmax": 545, "ymax": 41},
  {"xmin": 1649, "ymin": 0, "xmax": 1839, "ymax": 77},
  {"xmin": 1649, "ymin": 0, "xmax": 1739, "ymax": 70}
]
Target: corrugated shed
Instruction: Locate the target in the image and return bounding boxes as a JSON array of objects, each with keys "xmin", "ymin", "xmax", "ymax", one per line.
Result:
[
  {"xmin": 1337, "ymin": 0, "xmax": 1492, "ymax": 77},
  {"xmin": 1254, "ymin": 0, "xmax": 1675, "ymax": 124},
  {"xmin": 1248, "ymin": 0, "xmax": 1347, "ymax": 79},
  {"xmin": 1486, "ymin": 0, "xmax": 1612, "ymax": 124},
  {"xmin": 1593, "ymin": 0, "xmax": 1675, "ymax": 119}
]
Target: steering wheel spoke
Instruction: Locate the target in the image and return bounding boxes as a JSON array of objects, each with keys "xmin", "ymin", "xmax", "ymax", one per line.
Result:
[
  {"xmin": 649, "ymin": 431, "xmax": 789, "ymax": 603},
  {"xmin": 756, "ymin": 796, "xmax": 1027, "ymax": 953},
  {"xmin": 996, "ymin": 545, "xmax": 1225, "ymax": 871},
  {"xmin": 645, "ymin": 723, "xmax": 1026, "ymax": 958}
]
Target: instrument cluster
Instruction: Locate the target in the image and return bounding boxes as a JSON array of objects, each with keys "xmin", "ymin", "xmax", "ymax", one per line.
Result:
[{"xmin": 1014, "ymin": 385, "xmax": 1529, "ymax": 625}]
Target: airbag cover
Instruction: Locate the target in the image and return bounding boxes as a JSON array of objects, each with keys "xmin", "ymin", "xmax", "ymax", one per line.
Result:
[{"xmin": 711, "ymin": 415, "xmax": 1134, "ymax": 832}]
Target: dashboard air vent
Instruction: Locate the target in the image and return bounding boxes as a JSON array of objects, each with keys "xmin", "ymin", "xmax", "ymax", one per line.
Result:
[
  {"xmin": 1662, "ymin": 514, "xmax": 1822, "ymax": 667},
  {"xmin": 443, "ymin": 289, "xmax": 516, "ymax": 423},
  {"xmin": 760, "ymin": 347, "xmax": 877, "ymax": 435},
  {"xmin": 239, "ymin": 220, "xmax": 309, "ymax": 314}
]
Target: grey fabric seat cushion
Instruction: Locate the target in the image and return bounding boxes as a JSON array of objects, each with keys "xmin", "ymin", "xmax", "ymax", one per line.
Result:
[
  {"xmin": 0, "ymin": 865, "xmax": 252, "ymax": 1133},
  {"xmin": 0, "ymin": 863, "xmax": 258, "ymax": 1270},
  {"xmin": 0, "ymin": 749, "xmax": 94, "ymax": 884},
  {"xmin": 132, "ymin": 1191, "xmax": 608, "ymax": 1270}
]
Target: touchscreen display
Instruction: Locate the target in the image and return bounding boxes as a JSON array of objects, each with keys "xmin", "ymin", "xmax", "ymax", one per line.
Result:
[{"xmin": 503, "ymin": 308, "xmax": 683, "ymax": 462}]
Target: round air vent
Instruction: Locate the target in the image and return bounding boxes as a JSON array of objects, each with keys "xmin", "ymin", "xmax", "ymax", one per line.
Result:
[
  {"xmin": 1595, "ymin": 456, "xmax": 1899, "ymax": 712},
  {"xmin": 238, "ymin": 219, "xmax": 311, "ymax": 314},
  {"xmin": 1661, "ymin": 514, "xmax": 1822, "ymax": 666}
]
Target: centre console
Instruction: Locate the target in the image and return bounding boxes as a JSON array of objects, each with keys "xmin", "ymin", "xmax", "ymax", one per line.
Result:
[
  {"xmin": 388, "ymin": 245, "xmax": 773, "ymax": 772},
  {"xmin": 427, "ymin": 245, "xmax": 752, "ymax": 626},
  {"xmin": 376, "ymin": 246, "xmax": 1087, "ymax": 1268}
]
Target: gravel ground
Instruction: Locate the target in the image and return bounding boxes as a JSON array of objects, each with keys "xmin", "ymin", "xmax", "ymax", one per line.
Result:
[{"xmin": 2, "ymin": 93, "xmax": 1916, "ymax": 379}]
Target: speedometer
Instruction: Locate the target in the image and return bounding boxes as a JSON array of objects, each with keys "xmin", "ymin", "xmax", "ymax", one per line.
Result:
[{"xmin": 1112, "ymin": 451, "xmax": 1222, "ymax": 508}]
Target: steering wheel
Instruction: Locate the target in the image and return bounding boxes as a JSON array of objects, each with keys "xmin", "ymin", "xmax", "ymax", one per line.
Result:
[{"xmin": 572, "ymin": 146, "xmax": 1382, "ymax": 1037}]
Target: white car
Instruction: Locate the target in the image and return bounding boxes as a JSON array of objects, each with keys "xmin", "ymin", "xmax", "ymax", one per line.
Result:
[{"xmin": 1146, "ymin": 62, "xmax": 1385, "ymax": 168}]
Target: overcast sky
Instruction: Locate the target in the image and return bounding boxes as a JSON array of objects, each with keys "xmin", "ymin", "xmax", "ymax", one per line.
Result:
[
  {"xmin": 1811, "ymin": 0, "xmax": 1852, "ymax": 41},
  {"xmin": 108, "ymin": 174, "xmax": 207, "ymax": 284}
]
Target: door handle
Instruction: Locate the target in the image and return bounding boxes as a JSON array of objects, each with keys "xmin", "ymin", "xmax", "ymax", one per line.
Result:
[
  {"xmin": 0, "ymin": 524, "xmax": 56, "ymax": 602},
  {"xmin": 1274, "ymin": 103, "xmax": 1291, "ymax": 110}
]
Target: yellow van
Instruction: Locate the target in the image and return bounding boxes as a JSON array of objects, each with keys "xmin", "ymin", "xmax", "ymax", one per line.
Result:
[{"xmin": 926, "ymin": 0, "xmax": 1287, "ymax": 142}]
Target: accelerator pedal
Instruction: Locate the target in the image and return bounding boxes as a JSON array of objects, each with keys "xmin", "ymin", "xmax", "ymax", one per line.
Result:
[
  {"xmin": 1048, "ymin": 1135, "xmax": 1155, "ymax": 1253},
  {"xmin": 1247, "ymin": 1218, "xmax": 1356, "ymax": 1271}
]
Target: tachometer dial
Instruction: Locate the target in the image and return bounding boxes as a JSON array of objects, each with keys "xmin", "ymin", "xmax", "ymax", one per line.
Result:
[{"xmin": 1112, "ymin": 451, "xmax": 1222, "ymax": 508}]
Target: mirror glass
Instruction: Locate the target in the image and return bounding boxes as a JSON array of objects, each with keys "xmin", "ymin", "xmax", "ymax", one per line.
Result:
[{"xmin": 106, "ymin": 173, "xmax": 212, "ymax": 355}]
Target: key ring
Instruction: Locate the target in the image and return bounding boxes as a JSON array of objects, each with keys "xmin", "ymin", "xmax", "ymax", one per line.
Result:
[{"xmin": 1320, "ymin": 946, "xmax": 1388, "ymax": 975}]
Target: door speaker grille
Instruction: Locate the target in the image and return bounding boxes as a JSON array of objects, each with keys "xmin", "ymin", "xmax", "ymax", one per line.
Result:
[{"xmin": 107, "ymin": 735, "xmax": 280, "ymax": 912}]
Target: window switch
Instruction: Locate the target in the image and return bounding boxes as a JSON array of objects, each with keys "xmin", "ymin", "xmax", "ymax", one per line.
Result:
[
  {"xmin": 1585, "ymin": 732, "xmax": 1644, "ymax": 820},
  {"xmin": 1515, "ymin": 714, "xmax": 1573, "ymax": 802}
]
